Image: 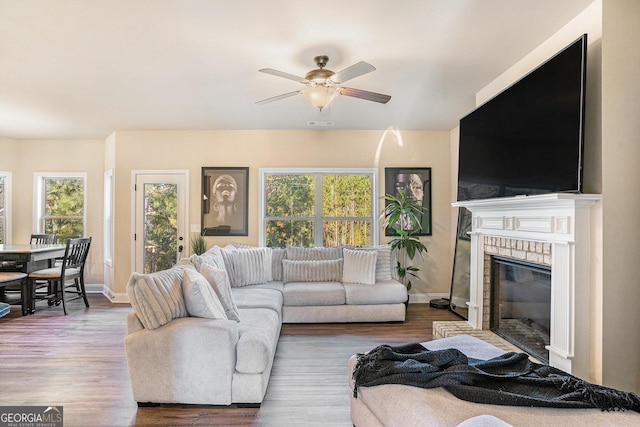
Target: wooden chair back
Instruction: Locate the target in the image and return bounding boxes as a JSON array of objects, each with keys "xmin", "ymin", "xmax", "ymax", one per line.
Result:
[
  {"xmin": 30, "ymin": 234, "xmax": 57, "ymax": 245},
  {"xmin": 60, "ymin": 237, "xmax": 92, "ymax": 277}
]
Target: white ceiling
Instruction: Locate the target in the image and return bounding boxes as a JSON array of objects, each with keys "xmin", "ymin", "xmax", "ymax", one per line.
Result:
[{"xmin": 0, "ymin": 0, "xmax": 596, "ymax": 140}]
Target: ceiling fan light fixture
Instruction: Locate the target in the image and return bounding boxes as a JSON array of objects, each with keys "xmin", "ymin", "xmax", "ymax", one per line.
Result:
[{"xmin": 303, "ymin": 85, "xmax": 341, "ymax": 111}]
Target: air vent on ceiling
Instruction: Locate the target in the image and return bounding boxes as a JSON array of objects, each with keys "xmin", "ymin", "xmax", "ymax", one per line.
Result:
[{"xmin": 307, "ymin": 120, "xmax": 335, "ymax": 127}]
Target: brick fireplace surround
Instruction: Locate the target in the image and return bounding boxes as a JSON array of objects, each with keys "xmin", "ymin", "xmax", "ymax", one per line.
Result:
[{"xmin": 452, "ymin": 193, "xmax": 601, "ymax": 381}]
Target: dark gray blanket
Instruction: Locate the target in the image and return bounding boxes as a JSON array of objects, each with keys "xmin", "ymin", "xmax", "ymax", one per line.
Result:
[{"xmin": 353, "ymin": 343, "xmax": 640, "ymax": 412}]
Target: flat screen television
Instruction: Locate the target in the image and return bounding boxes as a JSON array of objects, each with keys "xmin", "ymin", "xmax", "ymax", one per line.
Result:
[{"xmin": 457, "ymin": 34, "xmax": 587, "ymax": 201}]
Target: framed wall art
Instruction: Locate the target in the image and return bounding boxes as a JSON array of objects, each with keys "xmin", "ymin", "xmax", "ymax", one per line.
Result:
[
  {"xmin": 201, "ymin": 167, "xmax": 249, "ymax": 236},
  {"xmin": 384, "ymin": 167, "xmax": 432, "ymax": 236}
]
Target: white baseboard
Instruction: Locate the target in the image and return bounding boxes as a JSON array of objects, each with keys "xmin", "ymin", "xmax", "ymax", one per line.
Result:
[
  {"xmin": 409, "ymin": 292, "xmax": 450, "ymax": 304},
  {"xmin": 86, "ymin": 283, "xmax": 130, "ymax": 304},
  {"xmin": 87, "ymin": 285, "xmax": 449, "ymax": 306}
]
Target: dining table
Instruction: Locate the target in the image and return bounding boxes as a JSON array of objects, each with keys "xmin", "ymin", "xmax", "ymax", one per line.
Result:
[{"xmin": 0, "ymin": 243, "xmax": 67, "ymax": 315}]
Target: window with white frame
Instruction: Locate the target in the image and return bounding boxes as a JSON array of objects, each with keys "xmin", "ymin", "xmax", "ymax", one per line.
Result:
[
  {"xmin": 104, "ymin": 170, "xmax": 113, "ymax": 266},
  {"xmin": 260, "ymin": 168, "xmax": 378, "ymax": 247},
  {"xmin": 0, "ymin": 172, "xmax": 11, "ymax": 244},
  {"xmin": 35, "ymin": 173, "xmax": 86, "ymax": 241}
]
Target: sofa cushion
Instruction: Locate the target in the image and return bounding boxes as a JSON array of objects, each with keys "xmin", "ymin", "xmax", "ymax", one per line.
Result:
[
  {"xmin": 282, "ymin": 259, "xmax": 343, "ymax": 283},
  {"xmin": 236, "ymin": 281, "xmax": 284, "ymax": 293},
  {"xmin": 182, "ymin": 268, "xmax": 228, "ymax": 320},
  {"xmin": 232, "ymin": 247, "xmax": 273, "ymax": 287},
  {"xmin": 285, "ymin": 246, "xmax": 342, "ymax": 260},
  {"xmin": 126, "ymin": 267, "xmax": 189, "ymax": 330},
  {"xmin": 342, "ymin": 248, "xmax": 378, "ymax": 285},
  {"xmin": 351, "ymin": 245, "xmax": 394, "ymax": 282},
  {"xmin": 200, "ymin": 263, "xmax": 241, "ymax": 321},
  {"xmin": 235, "ymin": 308, "xmax": 281, "ymax": 374},
  {"xmin": 283, "ymin": 282, "xmax": 346, "ymax": 306},
  {"xmin": 343, "ymin": 280, "xmax": 408, "ymax": 305},
  {"xmin": 232, "ymin": 287, "xmax": 283, "ymax": 318}
]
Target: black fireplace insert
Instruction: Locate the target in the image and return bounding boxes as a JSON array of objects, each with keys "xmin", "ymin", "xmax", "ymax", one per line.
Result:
[{"xmin": 490, "ymin": 256, "xmax": 551, "ymax": 363}]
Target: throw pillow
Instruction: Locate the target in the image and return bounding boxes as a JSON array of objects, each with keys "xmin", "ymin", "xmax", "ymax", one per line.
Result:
[
  {"xmin": 232, "ymin": 247, "xmax": 273, "ymax": 287},
  {"xmin": 271, "ymin": 248, "xmax": 286, "ymax": 281},
  {"xmin": 352, "ymin": 245, "xmax": 393, "ymax": 281},
  {"xmin": 285, "ymin": 246, "xmax": 342, "ymax": 260},
  {"xmin": 193, "ymin": 245, "xmax": 226, "ymax": 271},
  {"xmin": 220, "ymin": 246, "xmax": 238, "ymax": 286},
  {"xmin": 200, "ymin": 263, "xmax": 240, "ymax": 321},
  {"xmin": 342, "ymin": 248, "xmax": 378, "ymax": 285},
  {"xmin": 282, "ymin": 259, "xmax": 343, "ymax": 283},
  {"xmin": 126, "ymin": 267, "xmax": 189, "ymax": 330},
  {"xmin": 182, "ymin": 268, "xmax": 228, "ymax": 320}
]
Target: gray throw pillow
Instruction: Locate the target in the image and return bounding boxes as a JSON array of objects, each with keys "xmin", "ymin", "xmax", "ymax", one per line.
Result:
[{"xmin": 200, "ymin": 263, "xmax": 240, "ymax": 321}]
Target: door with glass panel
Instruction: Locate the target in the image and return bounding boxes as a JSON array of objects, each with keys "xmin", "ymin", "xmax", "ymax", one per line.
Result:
[{"xmin": 134, "ymin": 172, "xmax": 188, "ymax": 274}]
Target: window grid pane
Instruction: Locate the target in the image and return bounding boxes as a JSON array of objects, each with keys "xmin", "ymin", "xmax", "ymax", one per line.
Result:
[
  {"xmin": 266, "ymin": 219, "xmax": 314, "ymax": 247},
  {"xmin": 45, "ymin": 178, "xmax": 84, "ymax": 216},
  {"xmin": 322, "ymin": 175, "xmax": 372, "ymax": 217},
  {"xmin": 265, "ymin": 174, "xmax": 315, "ymax": 217},
  {"xmin": 323, "ymin": 220, "xmax": 371, "ymax": 247},
  {"xmin": 41, "ymin": 177, "xmax": 85, "ymax": 239}
]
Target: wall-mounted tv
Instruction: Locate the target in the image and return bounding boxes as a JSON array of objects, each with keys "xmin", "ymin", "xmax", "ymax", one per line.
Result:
[{"xmin": 457, "ymin": 34, "xmax": 587, "ymax": 201}]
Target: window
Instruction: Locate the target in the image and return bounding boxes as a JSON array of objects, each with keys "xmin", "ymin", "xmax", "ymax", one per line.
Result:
[
  {"xmin": 104, "ymin": 170, "xmax": 113, "ymax": 266},
  {"xmin": 260, "ymin": 169, "xmax": 378, "ymax": 247},
  {"xmin": 0, "ymin": 172, "xmax": 11, "ymax": 244},
  {"xmin": 35, "ymin": 173, "xmax": 86, "ymax": 241}
]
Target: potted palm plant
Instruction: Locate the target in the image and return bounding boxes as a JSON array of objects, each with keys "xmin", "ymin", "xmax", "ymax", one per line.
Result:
[{"xmin": 381, "ymin": 190, "xmax": 428, "ymax": 292}]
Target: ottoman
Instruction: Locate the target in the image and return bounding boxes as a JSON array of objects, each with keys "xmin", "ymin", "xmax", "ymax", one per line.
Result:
[{"xmin": 349, "ymin": 335, "xmax": 640, "ymax": 427}]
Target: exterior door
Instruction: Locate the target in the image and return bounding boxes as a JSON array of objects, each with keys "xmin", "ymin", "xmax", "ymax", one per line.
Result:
[{"xmin": 134, "ymin": 171, "xmax": 188, "ymax": 274}]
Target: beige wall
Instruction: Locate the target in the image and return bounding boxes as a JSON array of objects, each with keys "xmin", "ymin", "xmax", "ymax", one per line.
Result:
[
  {"xmin": 110, "ymin": 129, "xmax": 453, "ymax": 300},
  {"xmin": 601, "ymin": 0, "xmax": 640, "ymax": 393},
  {"xmin": 2, "ymin": 138, "xmax": 105, "ymax": 284}
]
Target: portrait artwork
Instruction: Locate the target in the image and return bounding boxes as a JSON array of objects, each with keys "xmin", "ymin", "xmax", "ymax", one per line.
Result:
[
  {"xmin": 201, "ymin": 167, "xmax": 249, "ymax": 236},
  {"xmin": 385, "ymin": 167, "xmax": 432, "ymax": 236}
]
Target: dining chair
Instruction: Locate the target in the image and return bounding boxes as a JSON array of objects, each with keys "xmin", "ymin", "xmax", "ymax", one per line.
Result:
[
  {"xmin": 28, "ymin": 237, "xmax": 92, "ymax": 315},
  {"xmin": 30, "ymin": 234, "xmax": 57, "ymax": 244},
  {"xmin": 0, "ymin": 272, "xmax": 28, "ymax": 316},
  {"xmin": 0, "ymin": 233, "xmax": 59, "ymax": 299}
]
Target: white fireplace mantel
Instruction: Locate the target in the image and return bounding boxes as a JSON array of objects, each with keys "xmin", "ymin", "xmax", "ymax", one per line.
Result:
[{"xmin": 453, "ymin": 193, "xmax": 601, "ymax": 378}]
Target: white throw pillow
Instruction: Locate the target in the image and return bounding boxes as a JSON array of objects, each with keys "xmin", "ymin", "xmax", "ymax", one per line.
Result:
[
  {"xmin": 271, "ymin": 248, "xmax": 286, "ymax": 281},
  {"xmin": 352, "ymin": 245, "xmax": 393, "ymax": 282},
  {"xmin": 126, "ymin": 267, "xmax": 189, "ymax": 330},
  {"xmin": 342, "ymin": 248, "xmax": 378, "ymax": 285},
  {"xmin": 232, "ymin": 247, "xmax": 273, "ymax": 287},
  {"xmin": 182, "ymin": 268, "xmax": 228, "ymax": 319},
  {"xmin": 200, "ymin": 263, "xmax": 240, "ymax": 321},
  {"xmin": 282, "ymin": 259, "xmax": 343, "ymax": 283}
]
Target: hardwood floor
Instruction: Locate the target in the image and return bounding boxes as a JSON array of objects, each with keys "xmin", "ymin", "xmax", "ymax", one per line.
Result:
[{"xmin": 0, "ymin": 294, "xmax": 460, "ymax": 426}]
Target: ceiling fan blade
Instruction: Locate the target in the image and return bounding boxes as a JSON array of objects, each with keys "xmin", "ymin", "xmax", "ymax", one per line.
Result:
[
  {"xmin": 259, "ymin": 68, "xmax": 308, "ymax": 83},
  {"xmin": 256, "ymin": 90, "xmax": 302, "ymax": 105},
  {"xmin": 330, "ymin": 61, "xmax": 376, "ymax": 84},
  {"xmin": 340, "ymin": 87, "xmax": 391, "ymax": 104}
]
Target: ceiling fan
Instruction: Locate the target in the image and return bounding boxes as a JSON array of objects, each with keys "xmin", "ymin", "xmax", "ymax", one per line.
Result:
[{"xmin": 256, "ymin": 55, "xmax": 391, "ymax": 111}]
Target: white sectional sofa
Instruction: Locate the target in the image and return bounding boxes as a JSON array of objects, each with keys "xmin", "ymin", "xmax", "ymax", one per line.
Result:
[{"xmin": 125, "ymin": 244, "xmax": 407, "ymax": 406}]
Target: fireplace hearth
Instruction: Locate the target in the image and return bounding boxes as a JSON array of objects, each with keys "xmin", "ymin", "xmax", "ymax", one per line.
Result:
[{"xmin": 490, "ymin": 256, "xmax": 551, "ymax": 362}]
